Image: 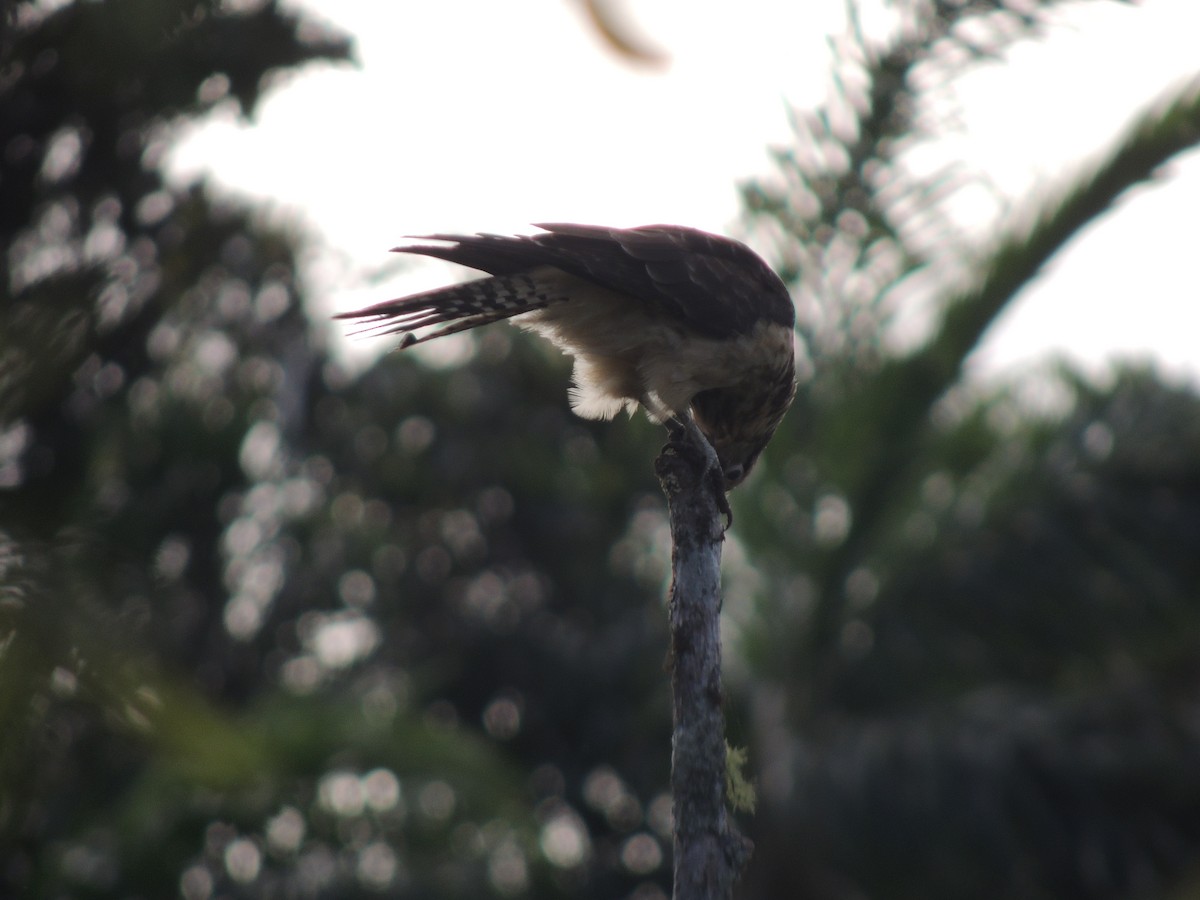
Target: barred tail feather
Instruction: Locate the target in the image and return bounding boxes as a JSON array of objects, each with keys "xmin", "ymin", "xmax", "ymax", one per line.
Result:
[{"xmin": 335, "ymin": 272, "xmax": 553, "ymax": 347}]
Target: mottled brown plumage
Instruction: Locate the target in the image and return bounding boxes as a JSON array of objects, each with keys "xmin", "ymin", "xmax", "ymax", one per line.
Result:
[{"xmin": 336, "ymin": 224, "xmax": 797, "ymax": 487}]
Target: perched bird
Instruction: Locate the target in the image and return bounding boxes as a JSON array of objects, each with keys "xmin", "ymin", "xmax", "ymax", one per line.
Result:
[{"xmin": 337, "ymin": 223, "xmax": 796, "ymax": 489}]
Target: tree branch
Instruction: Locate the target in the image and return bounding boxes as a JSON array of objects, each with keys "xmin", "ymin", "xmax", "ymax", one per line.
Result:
[{"xmin": 656, "ymin": 419, "xmax": 752, "ymax": 899}]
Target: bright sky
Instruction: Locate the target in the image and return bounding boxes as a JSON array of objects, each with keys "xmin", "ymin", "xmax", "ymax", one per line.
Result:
[{"xmin": 167, "ymin": 0, "xmax": 1200, "ymax": 385}]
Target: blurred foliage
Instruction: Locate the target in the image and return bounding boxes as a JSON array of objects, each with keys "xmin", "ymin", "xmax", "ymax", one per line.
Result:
[
  {"xmin": 735, "ymin": 1, "xmax": 1200, "ymax": 897},
  {"xmin": 2, "ymin": 0, "xmax": 1200, "ymax": 898}
]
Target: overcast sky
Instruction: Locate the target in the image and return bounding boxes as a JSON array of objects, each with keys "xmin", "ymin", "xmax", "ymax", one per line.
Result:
[{"xmin": 167, "ymin": 0, "xmax": 1200, "ymax": 385}]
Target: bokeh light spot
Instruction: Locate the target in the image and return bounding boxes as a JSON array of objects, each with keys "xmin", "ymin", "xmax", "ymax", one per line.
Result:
[
  {"xmin": 539, "ymin": 809, "xmax": 590, "ymax": 868},
  {"xmin": 482, "ymin": 694, "xmax": 522, "ymax": 740},
  {"xmin": 266, "ymin": 806, "xmax": 306, "ymax": 854},
  {"xmin": 362, "ymin": 768, "xmax": 402, "ymax": 814},
  {"xmin": 356, "ymin": 842, "xmax": 398, "ymax": 890},
  {"xmin": 488, "ymin": 836, "xmax": 528, "ymax": 895},
  {"xmin": 417, "ymin": 780, "xmax": 456, "ymax": 823},
  {"xmin": 318, "ymin": 771, "xmax": 365, "ymax": 818},
  {"xmin": 223, "ymin": 837, "xmax": 261, "ymax": 884},
  {"xmin": 620, "ymin": 832, "xmax": 663, "ymax": 874}
]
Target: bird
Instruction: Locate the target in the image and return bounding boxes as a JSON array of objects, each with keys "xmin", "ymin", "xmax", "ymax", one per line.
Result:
[{"xmin": 336, "ymin": 223, "xmax": 797, "ymax": 489}]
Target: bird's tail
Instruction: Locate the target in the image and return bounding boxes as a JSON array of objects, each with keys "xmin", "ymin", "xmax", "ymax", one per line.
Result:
[{"xmin": 335, "ymin": 271, "xmax": 554, "ymax": 348}]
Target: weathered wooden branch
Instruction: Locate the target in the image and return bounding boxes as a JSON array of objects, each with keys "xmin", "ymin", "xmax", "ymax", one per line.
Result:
[{"xmin": 655, "ymin": 418, "xmax": 753, "ymax": 900}]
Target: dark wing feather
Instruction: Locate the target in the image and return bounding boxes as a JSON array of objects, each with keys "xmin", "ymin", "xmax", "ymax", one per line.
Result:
[
  {"xmin": 390, "ymin": 224, "xmax": 794, "ymax": 340},
  {"xmin": 392, "ymin": 233, "xmax": 542, "ymax": 276},
  {"xmin": 533, "ymin": 223, "xmax": 795, "ymax": 337}
]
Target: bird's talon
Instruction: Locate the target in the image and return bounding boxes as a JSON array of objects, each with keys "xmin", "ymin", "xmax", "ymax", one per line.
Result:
[
  {"xmin": 660, "ymin": 417, "xmax": 733, "ymax": 531},
  {"xmin": 712, "ymin": 468, "xmax": 734, "ymax": 531}
]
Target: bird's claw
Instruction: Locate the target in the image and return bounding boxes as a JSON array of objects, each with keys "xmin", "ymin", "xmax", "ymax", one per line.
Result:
[
  {"xmin": 663, "ymin": 416, "xmax": 734, "ymax": 531},
  {"xmin": 713, "ymin": 471, "xmax": 733, "ymax": 532}
]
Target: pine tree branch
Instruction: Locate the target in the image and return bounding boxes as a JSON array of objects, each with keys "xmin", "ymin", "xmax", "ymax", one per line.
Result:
[
  {"xmin": 655, "ymin": 420, "xmax": 752, "ymax": 899},
  {"xmin": 743, "ymin": 0, "xmax": 1135, "ymax": 367},
  {"xmin": 805, "ymin": 75, "xmax": 1200, "ymax": 682}
]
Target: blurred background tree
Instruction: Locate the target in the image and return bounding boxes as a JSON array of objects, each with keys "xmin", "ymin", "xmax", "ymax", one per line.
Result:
[{"xmin": 2, "ymin": 1, "xmax": 1200, "ymax": 898}]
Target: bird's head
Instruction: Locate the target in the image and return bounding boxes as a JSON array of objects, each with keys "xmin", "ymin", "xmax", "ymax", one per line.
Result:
[
  {"xmin": 710, "ymin": 434, "xmax": 768, "ymax": 489},
  {"xmin": 691, "ymin": 372, "xmax": 796, "ymax": 490}
]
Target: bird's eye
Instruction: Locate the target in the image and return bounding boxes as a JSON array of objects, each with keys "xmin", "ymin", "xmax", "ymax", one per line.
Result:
[{"xmin": 723, "ymin": 464, "xmax": 745, "ymax": 486}]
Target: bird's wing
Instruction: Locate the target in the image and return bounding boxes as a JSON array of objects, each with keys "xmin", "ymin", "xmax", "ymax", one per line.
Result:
[{"xmin": 392, "ymin": 224, "xmax": 794, "ymax": 340}]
